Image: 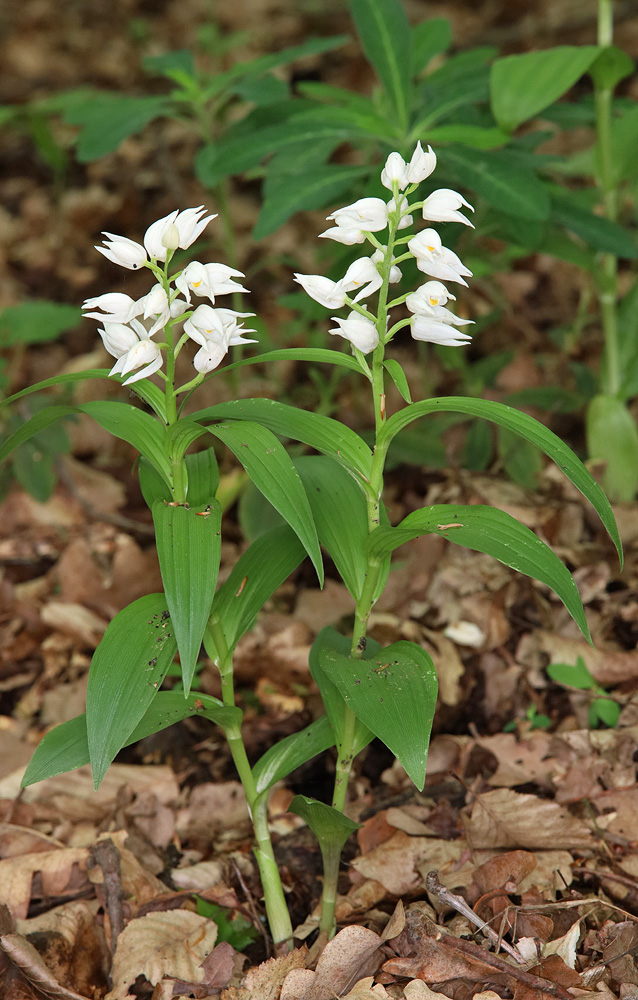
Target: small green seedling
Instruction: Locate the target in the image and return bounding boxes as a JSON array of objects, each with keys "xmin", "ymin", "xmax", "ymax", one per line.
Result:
[
  {"xmin": 547, "ymin": 655, "xmax": 621, "ymax": 728},
  {"xmin": 504, "ymin": 703, "xmax": 552, "ymax": 732}
]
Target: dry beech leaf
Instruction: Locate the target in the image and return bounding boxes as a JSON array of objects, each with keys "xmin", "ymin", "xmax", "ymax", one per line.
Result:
[
  {"xmin": 473, "ymin": 850, "xmax": 537, "ymax": 892},
  {"xmin": 0, "ymin": 846, "xmax": 89, "ymax": 919},
  {"xmin": 403, "ymin": 982, "xmax": 454, "ymax": 1000},
  {"xmin": 341, "ymin": 975, "xmax": 390, "ymax": 998},
  {"xmin": 106, "ymin": 910, "xmax": 217, "ymax": 1000},
  {"xmin": 280, "ymin": 926, "xmax": 383, "ymax": 1000},
  {"xmin": 0, "ymin": 903, "xmax": 91, "ymax": 1000},
  {"xmin": 221, "ymin": 947, "xmax": 308, "ymax": 1000},
  {"xmin": 465, "ymin": 789, "xmax": 593, "ymax": 849}
]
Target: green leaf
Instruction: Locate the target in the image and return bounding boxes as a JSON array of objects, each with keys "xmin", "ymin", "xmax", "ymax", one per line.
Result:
[
  {"xmin": 288, "ymin": 794, "xmax": 361, "ymax": 850},
  {"xmin": 21, "ymin": 692, "xmax": 239, "ymax": 787},
  {"xmin": 256, "ymin": 160, "xmax": 370, "ymax": 239},
  {"xmin": 379, "ymin": 396, "xmax": 622, "ymax": 565},
  {"xmin": 367, "ymin": 504, "xmax": 591, "ymax": 641},
  {"xmin": 152, "ymin": 500, "xmax": 222, "ymax": 694},
  {"xmin": 592, "ymin": 697, "xmax": 620, "ymax": 728},
  {"xmin": 462, "ymin": 419, "xmax": 493, "ymax": 471},
  {"xmin": 62, "ymin": 93, "xmax": 169, "ymax": 160},
  {"xmin": 617, "ymin": 285, "xmax": 638, "ymax": 400},
  {"xmin": 309, "ymin": 628, "xmax": 376, "ymax": 756},
  {"xmin": 1, "ymin": 369, "xmax": 112, "ymax": 407},
  {"xmin": 0, "ymin": 404, "xmax": 76, "ymax": 464},
  {"xmin": 207, "ymin": 525, "xmax": 306, "ymax": 655},
  {"xmin": 319, "ymin": 640, "xmax": 438, "ymax": 789},
  {"xmin": 208, "ymin": 420, "xmax": 323, "ymax": 585},
  {"xmin": 411, "ymin": 17, "xmax": 451, "ymax": 75},
  {"xmin": 184, "ymin": 446, "xmax": 220, "ymax": 504},
  {"xmin": 350, "ymin": 0, "xmax": 412, "ymax": 129},
  {"xmin": 384, "ymin": 358, "xmax": 411, "ymax": 403},
  {"xmin": 12, "ymin": 444, "xmax": 56, "ymax": 502},
  {"xmin": 491, "ymin": 46, "xmax": 600, "ymax": 131},
  {"xmin": 193, "ymin": 397, "xmax": 373, "ymax": 485},
  {"xmin": 586, "ymin": 395, "xmax": 638, "ymax": 503},
  {"xmin": 608, "ymin": 106, "xmax": 638, "ymax": 186},
  {"xmin": 439, "ymin": 147, "xmax": 550, "ymax": 221},
  {"xmin": 547, "ymin": 657, "xmax": 594, "ymax": 690},
  {"xmin": 86, "ymin": 594, "xmax": 178, "ymax": 787},
  {"xmin": 144, "ymin": 50, "xmax": 196, "ymax": 79},
  {"xmin": 588, "ymin": 45, "xmax": 635, "ymax": 90},
  {"xmin": 425, "ymin": 124, "xmax": 509, "ymax": 149},
  {"xmin": 295, "ymin": 455, "xmax": 372, "ymax": 601},
  {"xmin": 0, "ymin": 302, "xmax": 81, "ymax": 347},
  {"xmin": 550, "ymin": 192, "xmax": 638, "ymax": 258},
  {"xmin": 81, "ymin": 400, "xmax": 173, "ymax": 488},
  {"xmin": 498, "ymin": 426, "xmax": 542, "ymax": 489},
  {"xmin": 253, "ymin": 716, "xmax": 336, "ymax": 796}
]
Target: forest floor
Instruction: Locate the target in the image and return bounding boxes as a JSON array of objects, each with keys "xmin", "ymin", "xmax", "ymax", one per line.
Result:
[{"xmin": 1, "ymin": 0, "xmax": 638, "ymax": 998}]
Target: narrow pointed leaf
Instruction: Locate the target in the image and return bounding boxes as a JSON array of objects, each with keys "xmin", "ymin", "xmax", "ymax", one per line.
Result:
[
  {"xmin": 367, "ymin": 503, "xmax": 591, "ymax": 641},
  {"xmin": 193, "ymin": 398, "xmax": 373, "ymax": 482},
  {"xmin": 289, "ymin": 795, "xmax": 361, "ymax": 850},
  {"xmin": 384, "ymin": 358, "xmax": 412, "ymax": 403},
  {"xmin": 152, "ymin": 500, "xmax": 222, "ymax": 693},
  {"xmin": 207, "ymin": 420, "xmax": 323, "ymax": 584},
  {"xmin": 22, "ymin": 692, "xmax": 240, "ymax": 787},
  {"xmin": 350, "ymin": 0, "xmax": 412, "ymax": 129},
  {"xmin": 319, "ymin": 640, "xmax": 438, "ymax": 790},
  {"xmin": 253, "ymin": 716, "xmax": 336, "ymax": 796},
  {"xmin": 81, "ymin": 400, "xmax": 172, "ymax": 487},
  {"xmin": 86, "ymin": 594, "xmax": 177, "ymax": 788},
  {"xmin": 380, "ymin": 396, "xmax": 622, "ymax": 564},
  {"xmin": 491, "ymin": 46, "xmax": 600, "ymax": 131},
  {"xmin": 309, "ymin": 627, "xmax": 377, "ymax": 756},
  {"xmin": 295, "ymin": 455, "xmax": 371, "ymax": 600},
  {"xmin": 208, "ymin": 524, "xmax": 305, "ymax": 655}
]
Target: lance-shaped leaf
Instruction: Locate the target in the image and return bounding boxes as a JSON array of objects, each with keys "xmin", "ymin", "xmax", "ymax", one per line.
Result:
[
  {"xmin": 319, "ymin": 639, "xmax": 438, "ymax": 790},
  {"xmin": 289, "ymin": 794, "xmax": 361, "ymax": 851},
  {"xmin": 253, "ymin": 716, "xmax": 336, "ymax": 796},
  {"xmin": 207, "ymin": 420, "xmax": 323, "ymax": 584},
  {"xmin": 367, "ymin": 504, "xmax": 591, "ymax": 641},
  {"xmin": 207, "ymin": 524, "xmax": 306, "ymax": 656},
  {"xmin": 22, "ymin": 692, "xmax": 241, "ymax": 787},
  {"xmin": 350, "ymin": 0, "xmax": 412, "ymax": 131},
  {"xmin": 309, "ymin": 627, "xmax": 376, "ymax": 757},
  {"xmin": 295, "ymin": 455, "xmax": 371, "ymax": 601},
  {"xmin": 193, "ymin": 397, "xmax": 373, "ymax": 484},
  {"xmin": 490, "ymin": 46, "xmax": 600, "ymax": 131},
  {"xmin": 379, "ymin": 396, "xmax": 622, "ymax": 565},
  {"xmin": 86, "ymin": 594, "xmax": 178, "ymax": 788},
  {"xmin": 1, "ymin": 369, "xmax": 167, "ymax": 420},
  {"xmin": 152, "ymin": 500, "xmax": 222, "ymax": 694}
]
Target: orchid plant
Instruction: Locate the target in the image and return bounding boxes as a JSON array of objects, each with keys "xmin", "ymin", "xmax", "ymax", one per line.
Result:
[{"xmin": 0, "ymin": 144, "xmax": 621, "ymax": 950}]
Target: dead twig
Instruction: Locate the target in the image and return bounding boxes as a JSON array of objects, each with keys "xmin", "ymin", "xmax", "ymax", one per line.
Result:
[{"xmin": 426, "ymin": 870, "xmax": 527, "ymax": 965}]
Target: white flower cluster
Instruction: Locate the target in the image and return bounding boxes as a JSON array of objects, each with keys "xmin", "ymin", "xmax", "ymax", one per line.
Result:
[
  {"xmin": 84, "ymin": 207, "xmax": 256, "ymax": 385},
  {"xmin": 294, "ymin": 143, "xmax": 474, "ymax": 354}
]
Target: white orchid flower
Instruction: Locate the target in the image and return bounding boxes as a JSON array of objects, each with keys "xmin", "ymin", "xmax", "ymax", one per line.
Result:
[
  {"xmin": 319, "ymin": 197, "xmax": 390, "ymax": 243},
  {"xmin": 329, "ymin": 312, "xmax": 379, "ymax": 354},
  {"xmin": 408, "ymin": 229, "xmax": 473, "ymax": 286},
  {"xmin": 422, "ymin": 189, "xmax": 475, "ymax": 227},
  {"xmin": 386, "ymin": 194, "xmax": 413, "ymax": 230},
  {"xmin": 406, "ymin": 280, "xmax": 456, "ymax": 312},
  {"xmin": 99, "ymin": 319, "xmax": 163, "ymax": 385},
  {"xmin": 371, "ymin": 248, "xmax": 402, "ymax": 286},
  {"xmin": 184, "ymin": 304, "xmax": 257, "ymax": 373},
  {"xmin": 175, "ymin": 261, "xmax": 248, "ymax": 304},
  {"xmin": 318, "ymin": 226, "xmax": 367, "ymax": 245},
  {"xmin": 406, "ymin": 142, "xmax": 437, "ymax": 184},
  {"xmin": 342, "ymin": 258, "xmax": 383, "ymax": 303},
  {"xmin": 293, "ymin": 273, "xmax": 349, "ymax": 309},
  {"xmin": 95, "ymin": 234, "xmax": 148, "ymax": 270},
  {"xmin": 411, "ymin": 315, "xmax": 473, "ymax": 346},
  {"xmin": 82, "ymin": 292, "xmax": 142, "ymax": 324},
  {"xmin": 143, "ymin": 206, "xmax": 216, "ymax": 261},
  {"xmin": 381, "ymin": 152, "xmax": 409, "ymax": 191}
]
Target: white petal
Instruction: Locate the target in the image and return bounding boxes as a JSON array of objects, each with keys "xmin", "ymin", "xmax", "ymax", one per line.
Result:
[
  {"xmin": 293, "ymin": 273, "xmax": 347, "ymax": 309},
  {"xmin": 406, "ymin": 142, "xmax": 437, "ymax": 184},
  {"xmin": 96, "ymin": 234, "xmax": 147, "ymax": 270},
  {"xmin": 422, "ymin": 188, "xmax": 475, "ymax": 227},
  {"xmin": 329, "ymin": 312, "xmax": 379, "ymax": 353},
  {"xmin": 143, "ymin": 212, "xmax": 178, "ymax": 260},
  {"xmin": 318, "ymin": 226, "xmax": 366, "ymax": 245},
  {"xmin": 122, "ymin": 352, "xmax": 165, "ymax": 384},
  {"xmin": 381, "ymin": 151, "xmax": 408, "ymax": 191},
  {"xmin": 411, "ymin": 316, "xmax": 472, "ymax": 345}
]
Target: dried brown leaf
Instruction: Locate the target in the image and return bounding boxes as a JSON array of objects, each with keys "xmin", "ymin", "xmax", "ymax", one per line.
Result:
[{"xmin": 465, "ymin": 789, "xmax": 593, "ymax": 849}]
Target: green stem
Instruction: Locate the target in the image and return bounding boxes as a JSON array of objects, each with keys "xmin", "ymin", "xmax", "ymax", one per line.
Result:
[
  {"xmin": 207, "ymin": 618, "xmax": 294, "ymax": 949},
  {"xmin": 594, "ymin": 0, "xmax": 620, "ymax": 397},
  {"xmin": 320, "ymin": 200, "xmax": 402, "ymax": 933}
]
